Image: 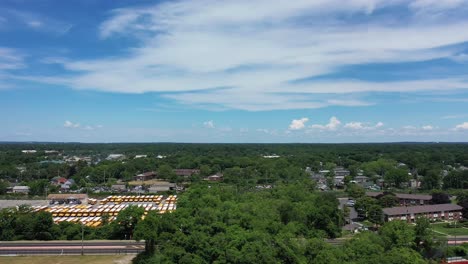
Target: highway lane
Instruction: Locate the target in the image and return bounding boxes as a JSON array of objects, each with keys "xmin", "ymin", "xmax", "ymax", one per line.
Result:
[{"xmin": 0, "ymin": 241, "xmax": 145, "ymax": 255}]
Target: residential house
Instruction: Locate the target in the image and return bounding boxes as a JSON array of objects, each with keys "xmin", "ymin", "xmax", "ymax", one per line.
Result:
[
  {"xmin": 205, "ymin": 174, "xmax": 223, "ymax": 182},
  {"xmin": 334, "ymin": 167, "xmax": 350, "ymax": 177},
  {"xmin": 51, "ymin": 177, "xmax": 68, "ymax": 185},
  {"xmin": 174, "ymin": 169, "xmax": 200, "ymax": 177},
  {"xmin": 383, "ymin": 203, "xmax": 462, "ymax": 222},
  {"xmin": 134, "ymin": 155, "xmax": 147, "ymax": 159},
  {"xmin": 354, "ymin": 176, "xmax": 369, "ymax": 184},
  {"xmin": 134, "ymin": 171, "xmax": 157, "ymax": 181},
  {"xmin": 409, "ymin": 179, "xmax": 421, "ymax": 189},
  {"xmin": 60, "ymin": 184, "xmax": 70, "ymax": 192}
]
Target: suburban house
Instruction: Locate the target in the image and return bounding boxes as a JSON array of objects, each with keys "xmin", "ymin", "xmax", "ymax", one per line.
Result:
[
  {"xmin": 409, "ymin": 179, "xmax": 422, "ymax": 189},
  {"xmin": 134, "ymin": 171, "xmax": 157, "ymax": 181},
  {"xmin": 12, "ymin": 186, "xmax": 30, "ymax": 194},
  {"xmin": 366, "ymin": 192, "xmax": 432, "ymax": 206},
  {"xmin": 353, "ymin": 176, "xmax": 369, "ymax": 184},
  {"xmin": 134, "ymin": 155, "xmax": 147, "ymax": 159},
  {"xmin": 174, "ymin": 169, "xmax": 200, "ymax": 177},
  {"xmin": 383, "ymin": 204, "xmax": 462, "ymax": 222},
  {"xmin": 50, "ymin": 177, "xmax": 68, "ymax": 185},
  {"xmin": 205, "ymin": 173, "xmax": 223, "ymax": 182},
  {"xmin": 60, "ymin": 184, "xmax": 70, "ymax": 192},
  {"xmin": 334, "ymin": 167, "xmax": 350, "ymax": 177}
]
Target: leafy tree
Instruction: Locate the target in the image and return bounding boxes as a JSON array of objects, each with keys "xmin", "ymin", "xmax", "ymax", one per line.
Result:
[
  {"xmin": 456, "ymin": 191, "xmax": 468, "ymax": 219},
  {"xmin": 368, "ymin": 204, "xmax": 383, "ymax": 225},
  {"xmin": 355, "ymin": 196, "xmax": 378, "ymax": 218},
  {"xmin": 379, "ymin": 220, "xmax": 415, "ymax": 250},
  {"xmin": 431, "ymin": 191, "xmax": 450, "ymax": 204},
  {"xmin": 385, "ymin": 168, "xmax": 409, "ymax": 188},
  {"xmin": 378, "ymin": 193, "xmax": 399, "ymax": 208},
  {"xmin": 421, "ymin": 169, "xmax": 441, "ymax": 190},
  {"xmin": 346, "ymin": 184, "xmax": 365, "ymax": 199},
  {"xmin": 111, "ymin": 205, "xmax": 145, "ymax": 239},
  {"xmin": 0, "ymin": 180, "xmax": 8, "ymax": 194},
  {"xmin": 134, "ymin": 211, "xmax": 159, "ymax": 253},
  {"xmin": 381, "ymin": 248, "xmax": 426, "ymax": 264}
]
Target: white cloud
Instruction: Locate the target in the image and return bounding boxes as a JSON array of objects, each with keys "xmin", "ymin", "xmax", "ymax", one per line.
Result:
[
  {"xmin": 64, "ymin": 120, "xmax": 80, "ymax": 128},
  {"xmin": 311, "ymin": 116, "xmax": 341, "ymax": 130},
  {"xmin": 27, "ymin": 21, "xmax": 42, "ymax": 28},
  {"xmin": 15, "ymin": 0, "xmax": 468, "ymax": 110},
  {"xmin": 344, "ymin": 122, "xmax": 365, "ymax": 130},
  {"xmin": 410, "ymin": 0, "xmax": 466, "ymax": 13},
  {"xmin": 344, "ymin": 121, "xmax": 384, "ymax": 130},
  {"xmin": 289, "ymin": 117, "xmax": 309, "ymax": 130},
  {"xmin": 203, "ymin": 120, "xmax": 215, "ymax": 128},
  {"xmin": 455, "ymin": 122, "xmax": 468, "ymax": 130},
  {"xmin": 64, "ymin": 121, "xmax": 103, "ymax": 130},
  {"xmin": 422, "ymin": 125, "xmax": 434, "ymax": 130},
  {"xmin": 0, "ymin": 47, "xmax": 24, "ymax": 71}
]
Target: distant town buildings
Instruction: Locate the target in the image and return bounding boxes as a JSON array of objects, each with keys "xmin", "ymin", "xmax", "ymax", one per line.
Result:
[
  {"xmin": 134, "ymin": 155, "xmax": 147, "ymax": 159},
  {"xmin": 106, "ymin": 154, "xmax": 126, "ymax": 161},
  {"xmin": 21, "ymin": 150, "xmax": 37, "ymax": 154},
  {"xmin": 262, "ymin": 155, "xmax": 280, "ymax": 158}
]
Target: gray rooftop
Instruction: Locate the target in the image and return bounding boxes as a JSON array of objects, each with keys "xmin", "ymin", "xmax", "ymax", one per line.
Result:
[{"xmin": 383, "ymin": 203, "xmax": 462, "ymax": 216}]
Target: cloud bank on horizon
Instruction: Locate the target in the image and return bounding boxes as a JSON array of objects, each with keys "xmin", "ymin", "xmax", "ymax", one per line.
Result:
[{"xmin": 1, "ymin": 0, "xmax": 468, "ymax": 142}]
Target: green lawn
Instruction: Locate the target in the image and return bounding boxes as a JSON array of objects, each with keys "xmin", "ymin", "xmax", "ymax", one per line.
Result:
[
  {"xmin": 0, "ymin": 255, "xmax": 134, "ymax": 264},
  {"xmin": 431, "ymin": 223, "xmax": 468, "ymax": 236}
]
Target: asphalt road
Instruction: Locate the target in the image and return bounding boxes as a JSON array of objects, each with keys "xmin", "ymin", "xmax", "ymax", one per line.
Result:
[
  {"xmin": 338, "ymin": 198, "xmax": 358, "ymax": 221},
  {"xmin": 0, "ymin": 241, "xmax": 145, "ymax": 255}
]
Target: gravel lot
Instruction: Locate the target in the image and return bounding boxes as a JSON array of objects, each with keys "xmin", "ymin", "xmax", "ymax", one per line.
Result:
[{"xmin": 0, "ymin": 200, "xmax": 48, "ymax": 209}]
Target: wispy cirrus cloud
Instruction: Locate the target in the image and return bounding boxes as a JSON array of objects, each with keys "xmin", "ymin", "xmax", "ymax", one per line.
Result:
[
  {"xmin": 0, "ymin": 8, "xmax": 72, "ymax": 34},
  {"xmin": 14, "ymin": 0, "xmax": 468, "ymax": 111}
]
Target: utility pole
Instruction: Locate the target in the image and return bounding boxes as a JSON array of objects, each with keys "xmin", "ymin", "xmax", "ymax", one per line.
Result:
[{"xmin": 81, "ymin": 223, "xmax": 84, "ymax": 255}]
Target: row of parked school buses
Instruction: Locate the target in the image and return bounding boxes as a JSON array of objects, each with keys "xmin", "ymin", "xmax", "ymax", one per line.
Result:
[{"xmin": 31, "ymin": 195, "xmax": 178, "ymax": 227}]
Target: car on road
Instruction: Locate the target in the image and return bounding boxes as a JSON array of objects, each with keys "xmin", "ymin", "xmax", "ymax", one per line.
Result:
[{"xmin": 346, "ymin": 200, "xmax": 355, "ymax": 206}]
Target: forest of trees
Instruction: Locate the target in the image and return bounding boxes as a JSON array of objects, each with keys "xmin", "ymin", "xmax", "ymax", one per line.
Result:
[
  {"xmin": 1, "ymin": 143, "xmax": 468, "ymax": 196},
  {"xmin": 1, "ymin": 143, "xmax": 468, "ymax": 262}
]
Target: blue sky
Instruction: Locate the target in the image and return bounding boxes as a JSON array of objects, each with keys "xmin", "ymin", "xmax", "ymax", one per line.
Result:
[{"xmin": 1, "ymin": 0, "xmax": 468, "ymax": 143}]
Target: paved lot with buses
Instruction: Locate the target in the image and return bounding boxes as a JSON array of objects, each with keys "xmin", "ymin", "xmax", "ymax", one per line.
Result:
[{"xmin": 29, "ymin": 195, "xmax": 177, "ymax": 227}]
